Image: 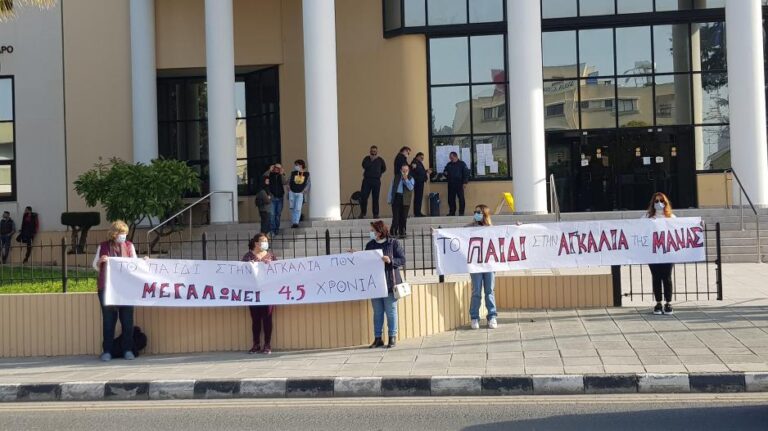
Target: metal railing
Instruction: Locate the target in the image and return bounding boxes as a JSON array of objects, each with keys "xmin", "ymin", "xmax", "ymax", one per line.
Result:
[
  {"xmin": 549, "ymin": 173, "xmax": 561, "ymax": 222},
  {"xmin": 724, "ymin": 168, "xmax": 761, "ymax": 263}
]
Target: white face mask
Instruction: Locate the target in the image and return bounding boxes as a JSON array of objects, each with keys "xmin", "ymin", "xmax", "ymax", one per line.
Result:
[
  {"xmin": 260, "ymin": 241, "xmax": 269, "ymax": 251},
  {"xmin": 654, "ymin": 202, "xmax": 665, "ymax": 211},
  {"xmin": 369, "ymin": 231, "xmax": 377, "ymax": 241},
  {"xmin": 294, "ymin": 165, "xmax": 301, "ymax": 171},
  {"xmin": 116, "ymin": 234, "xmax": 127, "ymax": 243}
]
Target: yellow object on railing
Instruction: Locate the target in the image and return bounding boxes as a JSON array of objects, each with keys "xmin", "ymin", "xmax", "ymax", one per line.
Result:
[{"xmin": 494, "ymin": 192, "xmax": 515, "ymax": 214}]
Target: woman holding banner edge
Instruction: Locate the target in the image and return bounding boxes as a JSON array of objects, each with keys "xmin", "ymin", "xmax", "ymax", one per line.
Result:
[
  {"xmin": 468, "ymin": 205, "xmax": 498, "ymax": 330},
  {"xmin": 242, "ymin": 233, "xmax": 277, "ymax": 354},
  {"xmin": 645, "ymin": 192, "xmax": 676, "ymax": 316},
  {"xmin": 365, "ymin": 220, "xmax": 405, "ymax": 348}
]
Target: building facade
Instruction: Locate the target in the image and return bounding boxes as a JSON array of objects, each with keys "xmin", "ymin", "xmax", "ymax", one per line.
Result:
[{"xmin": 0, "ymin": 0, "xmax": 766, "ymax": 232}]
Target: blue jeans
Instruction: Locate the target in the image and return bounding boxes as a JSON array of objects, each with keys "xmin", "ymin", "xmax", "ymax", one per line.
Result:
[
  {"xmin": 0, "ymin": 234, "xmax": 11, "ymax": 263},
  {"xmin": 470, "ymin": 272, "xmax": 497, "ymax": 321},
  {"xmin": 288, "ymin": 192, "xmax": 304, "ymax": 225},
  {"xmin": 371, "ymin": 292, "xmax": 398, "ymax": 338},
  {"xmin": 271, "ymin": 198, "xmax": 284, "ymax": 234}
]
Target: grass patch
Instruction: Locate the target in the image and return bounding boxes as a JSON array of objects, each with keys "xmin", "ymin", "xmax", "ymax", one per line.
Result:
[{"xmin": 0, "ymin": 266, "xmax": 97, "ymax": 294}]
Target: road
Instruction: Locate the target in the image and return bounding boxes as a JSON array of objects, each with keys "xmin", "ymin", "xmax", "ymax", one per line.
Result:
[{"xmin": 1, "ymin": 394, "xmax": 766, "ymax": 430}]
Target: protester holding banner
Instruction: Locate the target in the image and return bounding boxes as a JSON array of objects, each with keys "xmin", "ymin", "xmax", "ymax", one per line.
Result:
[
  {"xmin": 365, "ymin": 220, "xmax": 405, "ymax": 348},
  {"xmin": 645, "ymin": 192, "xmax": 676, "ymax": 315},
  {"xmin": 242, "ymin": 233, "xmax": 277, "ymax": 354},
  {"xmin": 467, "ymin": 205, "xmax": 498, "ymax": 329},
  {"xmin": 92, "ymin": 221, "xmax": 138, "ymax": 362}
]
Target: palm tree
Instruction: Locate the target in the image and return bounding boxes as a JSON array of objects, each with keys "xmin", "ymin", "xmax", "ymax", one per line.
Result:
[{"xmin": 0, "ymin": 0, "xmax": 57, "ymax": 22}]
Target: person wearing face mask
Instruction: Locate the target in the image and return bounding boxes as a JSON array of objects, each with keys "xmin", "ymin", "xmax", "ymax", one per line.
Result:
[
  {"xmin": 288, "ymin": 159, "xmax": 310, "ymax": 229},
  {"xmin": 364, "ymin": 220, "xmax": 405, "ymax": 348},
  {"xmin": 0, "ymin": 211, "xmax": 16, "ymax": 264},
  {"xmin": 242, "ymin": 233, "xmax": 278, "ymax": 354},
  {"xmin": 359, "ymin": 145, "xmax": 387, "ymax": 219},
  {"xmin": 388, "ymin": 164, "xmax": 415, "ymax": 238},
  {"xmin": 467, "ymin": 205, "xmax": 498, "ymax": 329},
  {"xmin": 645, "ymin": 192, "xmax": 677, "ymax": 316},
  {"xmin": 91, "ymin": 221, "xmax": 138, "ymax": 361}
]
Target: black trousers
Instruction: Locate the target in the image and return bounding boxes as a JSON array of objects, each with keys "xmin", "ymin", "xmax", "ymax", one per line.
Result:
[
  {"xmin": 359, "ymin": 177, "xmax": 381, "ymax": 217},
  {"xmin": 413, "ymin": 180, "xmax": 425, "ymax": 216},
  {"xmin": 649, "ymin": 263, "xmax": 674, "ymax": 303},
  {"xmin": 259, "ymin": 211, "xmax": 270, "ymax": 235},
  {"xmin": 249, "ymin": 305, "xmax": 274, "ymax": 346},
  {"xmin": 447, "ymin": 182, "xmax": 466, "ymax": 216},
  {"xmin": 98, "ymin": 289, "xmax": 134, "ymax": 355},
  {"xmin": 390, "ymin": 194, "xmax": 409, "ymax": 237}
]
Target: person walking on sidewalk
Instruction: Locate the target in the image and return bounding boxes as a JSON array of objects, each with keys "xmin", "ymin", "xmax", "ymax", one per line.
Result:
[
  {"xmin": 365, "ymin": 220, "xmax": 405, "ymax": 349},
  {"xmin": 242, "ymin": 233, "xmax": 277, "ymax": 354},
  {"xmin": 255, "ymin": 178, "xmax": 273, "ymax": 235},
  {"xmin": 442, "ymin": 152, "xmax": 470, "ymax": 216},
  {"xmin": 467, "ymin": 205, "xmax": 498, "ymax": 329},
  {"xmin": 18, "ymin": 206, "xmax": 39, "ymax": 264},
  {"xmin": 389, "ymin": 163, "xmax": 415, "ymax": 238},
  {"xmin": 92, "ymin": 221, "xmax": 139, "ymax": 362},
  {"xmin": 359, "ymin": 145, "xmax": 386, "ymax": 219},
  {"xmin": 0, "ymin": 211, "xmax": 16, "ymax": 264},
  {"xmin": 264, "ymin": 164, "xmax": 287, "ymax": 236},
  {"xmin": 288, "ymin": 159, "xmax": 310, "ymax": 229},
  {"xmin": 645, "ymin": 192, "xmax": 676, "ymax": 316},
  {"xmin": 410, "ymin": 152, "xmax": 431, "ymax": 217}
]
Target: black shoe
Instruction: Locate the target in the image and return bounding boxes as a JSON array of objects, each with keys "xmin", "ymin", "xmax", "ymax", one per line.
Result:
[
  {"xmin": 447, "ymin": 213, "xmax": 455, "ymax": 217},
  {"xmin": 291, "ymin": 224, "xmax": 299, "ymax": 228},
  {"xmin": 387, "ymin": 336, "xmax": 397, "ymax": 348},
  {"xmin": 653, "ymin": 303, "xmax": 663, "ymax": 315},
  {"xmin": 369, "ymin": 337, "xmax": 384, "ymax": 348},
  {"xmin": 663, "ymin": 303, "xmax": 673, "ymax": 315}
]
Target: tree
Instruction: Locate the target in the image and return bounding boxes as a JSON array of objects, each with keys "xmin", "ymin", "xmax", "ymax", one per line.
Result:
[
  {"xmin": 74, "ymin": 158, "xmax": 200, "ymax": 248},
  {"xmin": 0, "ymin": 0, "xmax": 57, "ymax": 21}
]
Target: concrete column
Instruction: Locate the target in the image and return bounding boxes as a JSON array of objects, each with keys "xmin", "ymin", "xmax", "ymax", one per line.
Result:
[
  {"xmin": 204, "ymin": 0, "xmax": 238, "ymax": 222},
  {"xmin": 302, "ymin": 0, "xmax": 341, "ymax": 220},
  {"xmin": 129, "ymin": 0, "xmax": 158, "ymax": 165},
  {"xmin": 726, "ymin": 0, "xmax": 768, "ymax": 206},
  {"xmin": 507, "ymin": 0, "xmax": 547, "ymax": 213}
]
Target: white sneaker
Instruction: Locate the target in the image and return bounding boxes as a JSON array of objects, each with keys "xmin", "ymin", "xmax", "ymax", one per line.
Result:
[
  {"xmin": 470, "ymin": 319, "xmax": 480, "ymax": 330},
  {"xmin": 488, "ymin": 318, "xmax": 498, "ymax": 329}
]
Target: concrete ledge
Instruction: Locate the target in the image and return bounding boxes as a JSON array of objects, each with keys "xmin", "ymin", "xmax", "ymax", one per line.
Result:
[
  {"xmin": 105, "ymin": 382, "xmax": 149, "ymax": 400},
  {"xmin": 193, "ymin": 380, "xmax": 240, "ymax": 399},
  {"xmin": 17, "ymin": 384, "xmax": 61, "ymax": 402},
  {"xmin": 334, "ymin": 377, "xmax": 382, "ymax": 397},
  {"xmin": 533, "ymin": 375, "xmax": 584, "ymax": 395},
  {"xmin": 481, "ymin": 376, "xmax": 533, "ymax": 395},
  {"xmin": 431, "ymin": 376, "xmax": 481, "ymax": 396},
  {"xmin": 241, "ymin": 378, "xmax": 287, "ymax": 398},
  {"xmin": 584, "ymin": 375, "xmax": 638, "ymax": 394},
  {"xmin": 638, "ymin": 373, "xmax": 690, "ymax": 393},
  {"xmin": 285, "ymin": 378, "xmax": 334, "ymax": 398},
  {"xmin": 382, "ymin": 377, "xmax": 431, "ymax": 397},
  {"xmin": 148, "ymin": 380, "xmax": 195, "ymax": 400},
  {"xmin": 689, "ymin": 373, "xmax": 745, "ymax": 393},
  {"xmin": 0, "ymin": 384, "xmax": 19, "ymax": 402},
  {"xmin": 745, "ymin": 373, "xmax": 768, "ymax": 392},
  {"xmin": 60, "ymin": 382, "xmax": 106, "ymax": 401}
]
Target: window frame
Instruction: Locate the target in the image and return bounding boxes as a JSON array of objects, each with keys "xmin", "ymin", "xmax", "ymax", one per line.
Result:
[{"xmin": 0, "ymin": 75, "xmax": 16, "ymax": 202}]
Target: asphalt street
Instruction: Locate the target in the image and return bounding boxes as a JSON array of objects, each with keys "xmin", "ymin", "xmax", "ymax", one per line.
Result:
[{"xmin": 1, "ymin": 394, "xmax": 767, "ymax": 431}]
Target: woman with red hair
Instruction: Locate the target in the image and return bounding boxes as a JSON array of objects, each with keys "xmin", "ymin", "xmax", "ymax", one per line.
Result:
[{"xmin": 645, "ymin": 192, "xmax": 676, "ymax": 315}]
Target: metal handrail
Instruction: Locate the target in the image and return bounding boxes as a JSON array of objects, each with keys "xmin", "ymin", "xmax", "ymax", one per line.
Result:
[
  {"xmin": 146, "ymin": 191, "xmax": 236, "ymax": 255},
  {"xmin": 549, "ymin": 173, "xmax": 561, "ymax": 222},
  {"xmin": 724, "ymin": 168, "xmax": 761, "ymax": 263}
]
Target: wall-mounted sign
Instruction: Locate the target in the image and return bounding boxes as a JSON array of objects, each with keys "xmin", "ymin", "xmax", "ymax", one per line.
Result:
[{"xmin": 0, "ymin": 46, "xmax": 13, "ymax": 54}]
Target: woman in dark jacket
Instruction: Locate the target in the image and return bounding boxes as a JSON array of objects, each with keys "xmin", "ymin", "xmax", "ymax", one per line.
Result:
[{"xmin": 364, "ymin": 220, "xmax": 405, "ymax": 348}]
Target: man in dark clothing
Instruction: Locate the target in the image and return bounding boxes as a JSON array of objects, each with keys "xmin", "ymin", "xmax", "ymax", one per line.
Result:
[
  {"xmin": 410, "ymin": 152, "xmax": 431, "ymax": 217},
  {"xmin": 263, "ymin": 164, "xmax": 287, "ymax": 235},
  {"xmin": 18, "ymin": 206, "xmax": 39, "ymax": 264},
  {"xmin": 442, "ymin": 151, "xmax": 470, "ymax": 216},
  {"xmin": 393, "ymin": 146, "xmax": 411, "ymax": 180},
  {"xmin": 359, "ymin": 145, "xmax": 387, "ymax": 218},
  {"xmin": 0, "ymin": 211, "xmax": 16, "ymax": 264}
]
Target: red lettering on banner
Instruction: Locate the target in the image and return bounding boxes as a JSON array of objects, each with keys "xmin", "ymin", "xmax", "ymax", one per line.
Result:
[
  {"xmin": 186, "ymin": 284, "xmax": 198, "ymax": 300},
  {"xmin": 508, "ymin": 238, "xmax": 520, "ymax": 261},
  {"xmin": 653, "ymin": 231, "xmax": 666, "ymax": 254},
  {"xmin": 599, "ymin": 231, "xmax": 611, "ymax": 251},
  {"xmin": 231, "ymin": 289, "xmax": 242, "ymax": 301},
  {"xmin": 568, "ymin": 232, "xmax": 578, "ymax": 254},
  {"xmin": 578, "ymin": 233, "xmax": 588, "ymax": 254},
  {"xmin": 159, "ymin": 283, "xmax": 170, "ymax": 298},
  {"xmin": 559, "ymin": 234, "xmax": 570, "ymax": 256},
  {"xmin": 498, "ymin": 238, "xmax": 507, "ymax": 263},
  {"xmin": 666, "ymin": 231, "xmax": 680, "ymax": 252},
  {"xmin": 674, "ymin": 229, "xmax": 686, "ymax": 251},
  {"xmin": 587, "ymin": 232, "xmax": 598, "ymax": 253},
  {"xmin": 485, "ymin": 239, "xmax": 499, "ymax": 263},
  {"xmin": 689, "ymin": 226, "xmax": 704, "ymax": 248},
  {"xmin": 652, "ymin": 227, "xmax": 705, "ymax": 254},
  {"xmin": 202, "ymin": 285, "xmax": 215, "ymax": 300},
  {"xmin": 520, "ymin": 236, "xmax": 527, "ymax": 260},
  {"xmin": 610, "ymin": 230, "xmax": 618, "ymax": 250},
  {"xmin": 468, "ymin": 237, "xmax": 483, "ymax": 263},
  {"xmin": 142, "ymin": 282, "xmax": 157, "ymax": 298},
  {"xmin": 617, "ymin": 230, "xmax": 629, "ymax": 250},
  {"xmin": 173, "ymin": 283, "xmax": 184, "ymax": 299}
]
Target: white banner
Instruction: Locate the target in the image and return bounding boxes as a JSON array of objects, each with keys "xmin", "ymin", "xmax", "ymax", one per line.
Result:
[
  {"xmin": 434, "ymin": 217, "xmax": 706, "ymax": 275},
  {"xmin": 104, "ymin": 250, "xmax": 388, "ymax": 307}
]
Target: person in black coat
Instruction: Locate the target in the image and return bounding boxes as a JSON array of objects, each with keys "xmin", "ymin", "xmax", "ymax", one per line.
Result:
[
  {"xmin": 364, "ymin": 220, "xmax": 405, "ymax": 349},
  {"xmin": 442, "ymin": 151, "xmax": 471, "ymax": 216},
  {"xmin": 410, "ymin": 152, "xmax": 431, "ymax": 217},
  {"xmin": 393, "ymin": 146, "xmax": 411, "ymax": 181},
  {"xmin": 359, "ymin": 145, "xmax": 387, "ymax": 218}
]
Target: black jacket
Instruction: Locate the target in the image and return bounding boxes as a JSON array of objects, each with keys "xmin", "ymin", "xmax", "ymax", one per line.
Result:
[
  {"xmin": 362, "ymin": 156, "xmax": 387, "ymax": 179},
  {"xmin": 265, "ymin": 171, "xmax": 287, "ymax": 198},
  {"xmin": 364, "ymin": 238, "xmax": 406, "ymax": 293},
  {"xmin": 393, "ymin": 153, "xmax": 408, "ymax": 177},
  {"xmin": 443, "ymin": 160, "xmax": 470, "ymax": 184},
  {"xmin": 411, "ymin": 159, "xmax": 428, "ymax": 184}
]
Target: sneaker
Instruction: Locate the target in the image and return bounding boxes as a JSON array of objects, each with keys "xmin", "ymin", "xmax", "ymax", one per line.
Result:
[
  {"xmin": 663, "ymin": 303, "xmax": 673, "ymax": 315},
  {"xmin": 653, "ymin": 303, "xmax": 663, "ymax": 315},
  {"xmin": 261, "ymin": 344, "xmax": 272, "ymax": 355},
  {"xmin": 488, "ymin": 317, "xmax": 498, "ymax": 329},
  {"xmin": 123, "ymin": 351, "xmax": 135, "ymax": 360},
  {"xmin": 470, "ymin": 319, "xmax": 480, "ymax": 330},
  {"xmin": 99, "ymin": 352, "xmax": 112, "ymax": 362},
  {"xmin": 248, "ymin": 344, "xmax": 261, "ymax": 354}
]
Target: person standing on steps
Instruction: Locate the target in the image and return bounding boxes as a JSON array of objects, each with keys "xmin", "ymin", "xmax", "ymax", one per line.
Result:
[
  {"xmin": 645, "ymin": 192, "xmax": 676, "ymax": 316},
  {"xmin": 242, "ymin": 233, "xmax": 277, "ymax": 354},
  {"xmin": 393, "ymin": 146, "xmax": 411, "ymax": 177},
  {"xmin": 467, "ymin": 204, "xmax": 498, "ymax": 330},
  {"xmin": 410, "ymin": 152, "xmax": 431, "ymax": 218},
  {"xmin": 0, "ymin": 211, "xmax": 15, "ymax": 264},
  {"xmin": 288, "ymin": 159, "xmax": 310, "ymax": 229},
  {"xmin": 255, "ymin": 178, "xmax": 273, "ymax": 236},
  {"xmin": 442, "ymin": 151, "xmax": 470, "ymax": 216},
  {"xmin": 365, "ymin": 220, "xmax": 405, "ymax": 349},
  {"xmin": 18, "ymin": 206, "xmax": 39, "ymax": 264},
  {"xmin": 359, "ymin": 145, "xmax": 387, "ymax": 219},
  {"xmin": 264, "ymin": 164, "xmax": 287, "ymax": 236},
  {"xmin": 389, "ymin": 163, "xmax": 415, "ymax": 238}
]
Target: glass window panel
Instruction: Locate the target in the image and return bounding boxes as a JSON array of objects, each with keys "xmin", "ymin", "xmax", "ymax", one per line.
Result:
[
  {"xmin": 186, "ymin": 80, "xmax": 208, "ymax": 120},
  {"xmin": 542, "ymin": 0, "xmax": 577, "ymax": 18},
  {"xmin": 654, "ymin": 24, "xmax": 690, "ymax": 73},
  {"xmin": 579, "ymin": 0, "xmax": 614, "ymax": 16},
  {"xmin": 544, "ymin": 80, "xmax": 580, "ymax": 130},
  {"xmin": 618, "ymin": 0, "xmax": 652, "ymax": 13},
  {"xmin": 697, "ymin": 125, "xmax": 730, "ymax": 169},
  {"xmin": 0, "ymin": 123, "xmax": 13, "ymax": 160},
  {"xmin": 579, "ymin": 77, "xmax": 616, "ymax": 129},
  {"xmin": 404, "ymin": 0, "xmax": 426, "ymax": 26},
  {"xmin": 430, "ymin": 37, "xmax": 469, "ymax": 84},
  {"xmin": 655, "ymin": 74, "xmax": 692, "ymax": 125},
  {"xmin": 427, "ymin": 0, "xmax": 467, "ymax": 25},
  {"xmin": 384, "ymin": 0, "xmax": 402, "ymax": 30},
  {"xmin": 579, "ymin": 28, "xmax": 615, "ymax": 77},
  {"xmin": 0, "ymin": 79, "xmax": 12, "ymax": 121},
  {"xmin": 617, "ymin": 77, "xmax": 653, "ymax": 127},
  {"xmin": 186, "ymin": 120, "xmax": 209, "ymax": 160},
  {"xmin": 472, "ymin": 85, "xmax": 507, "ymax": 134},
  {"xmin": 0, "ymin": 164, "xmax": 11, "ymax": 197},
  {"xmin": 543, "ymin": 31, "xmax": 578, "ymax": 79},
  {"xmin": 469, "ymin": 0, "xmax": 503, "ymax": 23},
  {"xmin": 616, "ymin": 26, "xmax": 652, "ymax": 76},
  {"xmin": 431, "ymin": 86, "xmax": 471, "ymax": 135},
  {"xmin": 235, "ymin": 81, "xmax": 246, "ymax": 118},
  {"xmin": 471, "ymin": 35, "xmax": 505, "ymax": 83},
  {"xmin": 432, "ymin": 136, "xmax": 471, "ymax": 174},
  {"xmin": 694, "ymin": 0, "xmax": 725, "ymax": 8},
  {"xmin": 655, "ymin": 0, "xmax": 692, "ymax": 10},
  {"xmin": 473, "ymin": 136, "xmax": 509, "ymax": 177},
  {"xmin": 235, "ymin": 118, "xmax": 247, "ymax": 161},
  {"xmin": 693, "ymin": 21, "xmax": 726, "ymax": 72},
  {"xmin": 696, "ymin": 72, "xmax": 729, "ymax": 124}
]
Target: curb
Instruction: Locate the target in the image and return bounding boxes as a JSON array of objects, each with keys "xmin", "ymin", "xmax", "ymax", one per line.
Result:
[{"xmin": 0, "ymin": 373, "xmax": 766, "ymax": 402}]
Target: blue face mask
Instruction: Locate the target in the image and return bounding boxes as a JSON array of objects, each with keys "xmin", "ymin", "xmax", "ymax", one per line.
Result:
[
  {"xmin": 473, "ymin": 212, "xmax": 483, "ymax": 222},
  {"xmin": 369, "ymin": 231, "xmax": 378, "ymax": 241}
]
